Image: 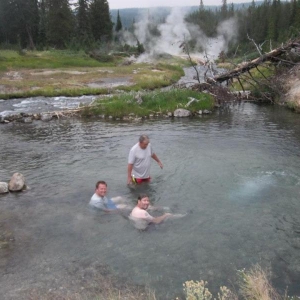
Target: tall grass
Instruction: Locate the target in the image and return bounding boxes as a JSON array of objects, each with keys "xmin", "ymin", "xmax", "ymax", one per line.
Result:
[
  {"xmin": 183, "ymin": 265, "xmax": 299, "ymax": 300},
  {"xmin": 239, "ymin": 265, "xmax": 282, "ymax": 300}
]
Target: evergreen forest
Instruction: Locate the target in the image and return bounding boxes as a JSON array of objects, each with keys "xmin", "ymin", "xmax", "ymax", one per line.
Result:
[{"xmin": 0, "ymin": 0, "xmax": 299, "ymax": 58}]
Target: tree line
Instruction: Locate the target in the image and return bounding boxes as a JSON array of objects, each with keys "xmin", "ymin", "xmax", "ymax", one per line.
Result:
[
  {"xmin": 0, "ymin": 0, "xmax": 299, "ymax": 56},
  {"xmin": 187, "ymin": 0, "xmax": 300, "ymax": 56},
  {"xmin": 0, "ymin": 0, "xmax": 114, "ymax": 49}
]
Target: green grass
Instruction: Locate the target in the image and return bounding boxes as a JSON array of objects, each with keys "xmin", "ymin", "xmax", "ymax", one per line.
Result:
[
  {"xmin": 0, "ymin": 50, "xmax": 117, "ymax": 70},
  {"xmin": 83, "ymin": 89, "xmax": 214, "ymax": 118}
]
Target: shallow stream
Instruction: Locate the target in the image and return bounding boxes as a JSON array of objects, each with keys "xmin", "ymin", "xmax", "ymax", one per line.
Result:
[{"xmin": 0, "ymin": 102, "xmax": 300, "ymax": 299}]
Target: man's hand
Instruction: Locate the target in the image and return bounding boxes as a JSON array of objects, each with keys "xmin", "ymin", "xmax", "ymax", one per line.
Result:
[
  {"xmin": 158, "ymin": 161, "xmax": 163, "ymax": 169},
  {"xmin": 127, "ymin": 177, "xmax": 133, "ymax": 185}
]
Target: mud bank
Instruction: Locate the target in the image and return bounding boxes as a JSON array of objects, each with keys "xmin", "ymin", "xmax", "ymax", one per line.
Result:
[{"xmin": 282, "ymin": 64, "xmax": 300, "ymax": 112}]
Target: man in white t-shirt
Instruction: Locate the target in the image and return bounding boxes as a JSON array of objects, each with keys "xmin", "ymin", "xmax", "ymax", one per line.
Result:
[
  {"xmin": 129, "ymin": 194, "xmax": 171, "ymax": 229},
  {"xmin": 127, "ymin": 135, "xmax": 163, "ymax": 185}
]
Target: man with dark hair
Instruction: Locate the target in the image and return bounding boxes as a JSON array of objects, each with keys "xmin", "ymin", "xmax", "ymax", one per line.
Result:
[
  {"xmin": 129, "ymin": 194, "xmax": 172, "ymax": 229},
  {"xmin": 127, "ymin": 135, "xmax": 163, "ymax": 185},
  {"xmin": 89, "ymin": 180, "xmax": 125, "ymax": 212}
]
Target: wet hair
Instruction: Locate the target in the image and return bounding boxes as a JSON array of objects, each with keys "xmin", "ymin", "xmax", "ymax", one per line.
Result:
[
  {"xmin": 138, "ymin": 193, "xmax": 148, "ymax": 201},
  {"xmin": 95, "ymin": 180, "xmax": 107, "ymax": 189},
  {"xmin": 139, "ymin": 135, "xmax": 149, "ymax": 143}
]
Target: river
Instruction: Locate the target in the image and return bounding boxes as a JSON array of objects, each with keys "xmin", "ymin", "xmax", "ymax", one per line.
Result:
[{"xmin": 0, "ymin": 101, "xmax": 300, "ymax": 299}]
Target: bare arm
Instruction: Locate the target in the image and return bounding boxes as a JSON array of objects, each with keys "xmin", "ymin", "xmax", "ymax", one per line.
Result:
[
  {"xmin": 151, "ymin": 213, "xmax": 171, "ymax": 224},
  {"xmin": 102, "ymin": 208, "xmax": 120, "ymax": 214},
  {"xmin": 127, "ymin": 163, "xmax": 133, "ymax": 184},
  {"xmin": 151, "ymin": 153, "xmax": 163, "ymax": 169}
]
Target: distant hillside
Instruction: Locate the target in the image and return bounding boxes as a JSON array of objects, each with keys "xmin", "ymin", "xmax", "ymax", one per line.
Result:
[{"xmin": 110, "ymin": 2, "xmax": 259, "ymax": 30}]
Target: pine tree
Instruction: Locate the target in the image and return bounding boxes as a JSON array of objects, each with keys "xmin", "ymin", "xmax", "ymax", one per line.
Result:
[
  {"xmin": 221, "ymin": 0, "xmax": 228, "ymax": 20},
  {"xmin": 0, "ymin": 0, "xmax": 39, "ymax": 49},
  {"xmin": 38, "ymin": 0, "xmax": 47, "ymax": 48},
  {"xmin": 46, "ymin": 0, "xmax": 74, "ymax": 48},
  {"xmin": 90, "ymin": 0, "xmax": 113, "ymax": 42},
  {"xmin": 115, "ymin": 10, "xmax": 123, "ymax": 32},
  {"xmin": 268, "ymin": 0, "xmax": 280, "ymax": 42},
  {"xmin": 76, "ymin": 0, "xmax": 91, "ymax": 42},
  {"xmin": 291, "ymin": 0, "xmax": 300, "ymax": 32},
  {"xmin": 200, "ymin": 0, "xmax": 204, "ymax": 10}
]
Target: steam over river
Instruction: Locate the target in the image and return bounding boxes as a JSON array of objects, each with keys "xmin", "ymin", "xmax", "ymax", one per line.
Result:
[{"xmin": 0, "ymin": 102, "xmax": 300, "ymax": 299}]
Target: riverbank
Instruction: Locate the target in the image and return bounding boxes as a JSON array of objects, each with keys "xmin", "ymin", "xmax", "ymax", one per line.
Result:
[
  {"xmin": 0, "ymin": 50, "xmax": 186, "ymax": 99},
  {"xmin": 281, "ymin": 63, "xmax": 300, "ymax": 112}
]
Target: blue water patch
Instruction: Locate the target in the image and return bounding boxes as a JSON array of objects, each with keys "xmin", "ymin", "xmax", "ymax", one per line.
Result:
[{"xmin": 230, "ymin": 171, "xmax": 299, "ymax": 203}]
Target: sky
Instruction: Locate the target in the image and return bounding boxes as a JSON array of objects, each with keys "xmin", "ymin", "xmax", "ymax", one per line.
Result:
[{"xmin": 108, "ymin": 0, "xmax": 252, "ymax": 9}]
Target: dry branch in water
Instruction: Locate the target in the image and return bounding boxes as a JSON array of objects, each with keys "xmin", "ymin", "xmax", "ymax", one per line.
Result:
[{"xmin": 211, "ymin": 38, "xmax": 300, "ymax": 83}]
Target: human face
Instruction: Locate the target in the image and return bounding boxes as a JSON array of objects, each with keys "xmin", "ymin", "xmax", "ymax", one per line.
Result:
[
  {"xmin": 139, "ymin": 139, "xmax": 149, "ymax": 149},
  {"xmin": 96, "ymin": 183, "xmax": 107, "ymax": 197},
  {"xmin": 137, "ymin": 196, "xmax": 150, "ymax": 210}
]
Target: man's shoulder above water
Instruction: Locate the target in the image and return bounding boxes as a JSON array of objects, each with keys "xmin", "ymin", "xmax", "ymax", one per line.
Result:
[
  {"xmin": 89, "ymin": 193, "xmax": 107, "ymax": 209},
  {"xmin": 130, "ymin": 206, "xmax": 154, "ymax": 221}
]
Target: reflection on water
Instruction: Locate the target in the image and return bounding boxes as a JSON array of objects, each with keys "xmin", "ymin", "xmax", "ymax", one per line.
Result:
[{"xmin": 0, "ymin": 103, "xmax": 300, "ymax": 299}]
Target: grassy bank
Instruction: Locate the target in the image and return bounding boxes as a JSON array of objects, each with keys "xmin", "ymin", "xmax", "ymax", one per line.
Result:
[
  {"xmin": 23, "ymin": 263, "xmax": 300, "ymax": 300},
  {"xmin": 0, "ymin": 50, "xmax": 186, "ymax": 99},
  {"xmin": 80, "ymin": 89, "xmax": 215, "ymax": 119}
]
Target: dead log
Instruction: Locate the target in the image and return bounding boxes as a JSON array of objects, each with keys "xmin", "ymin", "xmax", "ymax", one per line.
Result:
[{"xmin": 211, "ymin": 39, "xmax": 300, "ymax": 83}]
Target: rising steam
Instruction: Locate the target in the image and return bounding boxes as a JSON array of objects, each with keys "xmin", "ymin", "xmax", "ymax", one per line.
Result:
[{"xmin": 118, "ymin": 7, "xmax": 238, "ymax": 62}]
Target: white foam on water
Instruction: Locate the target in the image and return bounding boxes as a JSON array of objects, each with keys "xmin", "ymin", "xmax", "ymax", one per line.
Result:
[
  {"xmin": 231, "ymin": 170, "xmax": 300, "ymax": 202},
  {"xmin": 0, "ymin": 110, "xmax": 15, "ymax": 116},
  {"xmin": 13, "ymin": 98, "xmax": 41, "ymax": 107}
]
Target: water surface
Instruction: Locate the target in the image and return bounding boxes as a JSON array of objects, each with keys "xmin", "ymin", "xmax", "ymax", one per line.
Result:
[{"xmin": 0, "ymin": 102, "xmax": 300, "ymax": 299}]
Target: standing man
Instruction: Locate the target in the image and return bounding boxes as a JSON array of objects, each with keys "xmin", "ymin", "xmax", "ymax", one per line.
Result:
[
  {"xmin": 129, "ymin": 194, "xmax": 171, "ymax": 229},
  {"xmin": 127, "ymin": 135, "xmax": 163, "ymax": 185}
]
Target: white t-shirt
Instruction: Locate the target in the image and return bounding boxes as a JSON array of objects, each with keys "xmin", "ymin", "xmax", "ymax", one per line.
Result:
[
  {"xmin": 128, "ymin": 142, "xmax": 153, "ymax": 179},
  {"xmin": 130, "ymin": 206, "xmax": 154, "ymax": 222},
  {"xmin": 129, "ymin": 206, "xmax": 154, "ymax": 230},
  {"xmin": 89, "ymin": 193, "xmax": 108, "ymax": 210}
]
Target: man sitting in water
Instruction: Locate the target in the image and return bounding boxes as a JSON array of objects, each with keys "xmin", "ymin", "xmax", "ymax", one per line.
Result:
[
  {"xmin": 89, "ymin": 180, "xmax": 128, "ymax": 212},
  {"xmin": 129, "ymin": 194, "xmax": 173, "ymax": 229}
]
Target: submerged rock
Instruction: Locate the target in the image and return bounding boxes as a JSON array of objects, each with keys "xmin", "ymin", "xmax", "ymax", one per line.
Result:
[
  {"xmin": 174, "ymin": 108, "xmax": 191, "ymax": 117},
  {"xmin": 0, "ymin": 182, "xmax": 9, "ymax": 194},
  {"xmin": 41, "ymin": 113, "xmax": 53, "ymax": 122},
  {"xmin": 8, "ymin": 173, "xmax": 25, "ymax": 192}
]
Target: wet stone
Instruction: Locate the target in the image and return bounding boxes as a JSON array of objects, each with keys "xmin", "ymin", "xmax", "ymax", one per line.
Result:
[{"xmin": 0, "ymin": 182, "xmax": 9, "ymax": 194}]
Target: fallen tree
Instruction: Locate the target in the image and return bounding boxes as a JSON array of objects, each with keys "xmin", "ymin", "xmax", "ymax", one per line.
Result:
[{"xmin": 209, "ymin": 38, "xmax": 300, "ymax": 84}]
